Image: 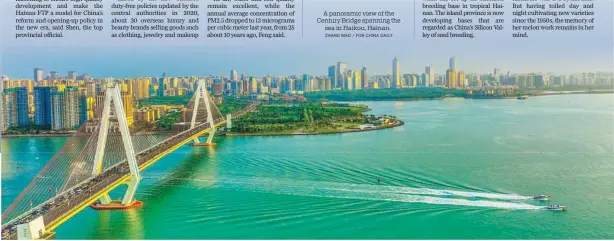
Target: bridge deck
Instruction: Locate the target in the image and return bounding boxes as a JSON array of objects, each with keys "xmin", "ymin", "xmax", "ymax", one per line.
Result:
[{"xmin": 2, "ymin": 102, "xmax": 259, "ymax": 239}]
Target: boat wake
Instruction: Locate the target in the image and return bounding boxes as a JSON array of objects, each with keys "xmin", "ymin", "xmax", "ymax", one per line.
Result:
[{"xmin": 185, "ymin": 177, "xmax": 544, "ymax": 210}]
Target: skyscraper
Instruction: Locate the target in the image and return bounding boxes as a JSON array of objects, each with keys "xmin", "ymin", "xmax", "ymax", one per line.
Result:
[
  {"xmin": 449, "ymin": 57, "xmax": 457, "ymax": 71},
  {"xmin": 493, "ymin": 68, "xmax": 501, "ymax": 85},
  {"xmin": 134, "ymin": 78, "xmax": 150, "ymax": 100},
  {"xmin": 324, "ymin": 77, "xmax": 331, "ymax": 91},
  {"xmin": 79, "ymin": 95, "xmax": 88, "ymax": 125},
  {"xmin": 361, "ymin": 67, "xmax": 368, "ymax": 89},
  {"xmin": 250, "ymin": 77, "xmax": 258, "ymax": 93},
  {"xmin": 15, "ymin": 87, "xmax": 29, "ymax": 126},
  {"xmin": 236, "ymin": 80, "xmax": 244, "ymax": 95},
  {"xmin": 34, "ymin": 86, "xmax": 53, "ymax": 126},
  {"xmin": 392, "ymin": 57, "xmax": 400, "ymax": 89},
  {"xmin": 3, "ymin": 89, "xmax": 18, "ymax": 128},
  {"xmin": 63, "ymin": 87, "xmax": 80, "ymax": 129},
  {"xmin": 353, "ymin": 71, "xmax": 362, "ymax": 90},
  {"xmin": 34, "ymin": 68, "xmax": 44, "ymax": 82},
  {"xmin": 344, "ymin": 71, "xmax": 354, "ymax": 90},
  {"xmin": 446, "ymin": 70, "xmax": 458, "ymax": 89},
  {"xmin": 336, "ymin": 62, "xmax": 347, "ymax": 88},
  {"xmin": 328, "ymin": 65, "xmax": 337, "ymax": 89},
  {"xmin": 301, "ymin": 74, "xmax": 311, "ymax": 92},
  {"xmin": 158, "ymin": 77, "xmax": 165, "ymax": 97},
  {"xmin": 121, "ymin": 90, "xmax": 134, "ymax": 126},
  {"xmin": 230, "ymin": 69, "xmax": 238, "ymax": 81},
  {"xmin": 425, "ymin": 66, "xmax": 436, "ymax": 87},
  {"xmin": 51, "ymin": 91, "xmax": 64, "ymax": 130},
  {"xmin": 213, "ymin": 78, "xmax": 223, "ymax": 95},
  {"xmin": 458, "ymin": 71, "xmax": 466, "ymax": 87},
  {"xmin": 49, "ymin": 71, "xmax": 59, "ymax": 80},
  {"xmin": 68, "ymin": 71, "xmax": 77, "ymax": 81}
]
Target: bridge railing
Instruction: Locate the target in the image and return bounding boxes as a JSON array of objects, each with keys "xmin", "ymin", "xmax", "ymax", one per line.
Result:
[{"xmin": 1, "ymin": 101, "xmax": 261, "ymax": 239}]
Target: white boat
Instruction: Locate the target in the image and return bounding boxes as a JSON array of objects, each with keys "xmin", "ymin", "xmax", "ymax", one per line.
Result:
[
  {"xmin": 545, "ymin": 204, "xmax": 567, "ymax": 211},
  {"xmin": 532, "ymin": 195, "xmax": 550, "ymax": 201}
]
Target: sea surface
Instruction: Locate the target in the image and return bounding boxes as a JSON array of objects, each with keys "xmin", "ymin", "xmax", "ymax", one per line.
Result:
[{"xmin": 2, "ymin": 94, "xmax": 614, "ymax": 239}]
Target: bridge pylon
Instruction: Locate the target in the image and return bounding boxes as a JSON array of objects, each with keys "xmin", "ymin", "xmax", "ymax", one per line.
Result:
[
  {"xmin": 190, "ymin": 79, "xmax": 220, "ymax": 147},
  {"xmin": 90, "ymin": 84, "xmax": 143, "ymax": 210}
]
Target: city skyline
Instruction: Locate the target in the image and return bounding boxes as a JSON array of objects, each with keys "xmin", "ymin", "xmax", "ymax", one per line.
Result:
[{"xmin": 3, "ymin": 58, "xmax": 614, "ymax": 81}]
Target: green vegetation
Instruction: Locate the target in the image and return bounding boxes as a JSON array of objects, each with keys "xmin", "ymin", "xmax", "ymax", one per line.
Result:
[
  {"xmin": 2, "ymin": 125, "xmax": 70, "ymax": 135},
  {"xmin": 304, "ymin": 88, "xmax": 449, "ymax": 101},
  {"xmin": 218, "ymin": 97, "xmax": 250, "ymax": 115},
  {"xmin": 139, "ymin": 95, "xmax": 191, "ymax": 108},
  {"xmin": 230, "ymin": 101, "xmax": 396, "ymax": 135},
  {"xmin": 157, "ymin": 111, "xmax": 182, "ymax": 130}
]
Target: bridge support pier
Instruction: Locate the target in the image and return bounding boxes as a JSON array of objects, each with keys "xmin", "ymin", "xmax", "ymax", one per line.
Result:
[
  {"xmin": 99, "ymin": 194, "xmax": 112, "ymax": 205},
  {"xmin": 90, "ymin": 84, "xmax": 143, "ymax": 211},
  {"xmin": 191, "ymin": 79, "xmax": 218, "ymax": 147}
]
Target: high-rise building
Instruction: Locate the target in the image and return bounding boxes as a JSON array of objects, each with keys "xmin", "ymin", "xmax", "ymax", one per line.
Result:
[
  {"xmin": 446, "ymin": 70, "xmax": 458, "ymax": 89},
  {"xmin": 51, "ymin": 91, "xmax": 64, "ymax": 130},
  {"xmin": 302, "ymin": 74, "xmax": 309, "ymax": 92},
  {"xmin": 328, "ymin": 65, "xmax": 337, "ymax": 89},
  {"xmin": 79, "ymin": 95, "xmax": 88, "ymax": 125},
  {"xmin": 85, "ymin": 81, "xmax": 96, "ymax": 98},
  {"xmin": 158, "ymin": 77, "xmax": 165, "ymax": 97},
  {"xmin": 85, "ymin": 96, "xmax": 95, "ymax": 121},
  {"xmin": 353, "ymin": 71, "xmax": 362, "ymax": 90},
  {"xmin": 68, "ymin": 71, "xmax": 77, "ymax": 81},
  {"xmin": 408, "ymin": 74, "xmax": 417, "ymax": 87},
  {"xmin": 370, "ymin": 81, "xmax": 380, "ymax": 89},
  {"xmin": 336, "ymin": 62, "xmax": 347, "ymax": 88},
  {"xmin": 242, "ymin": 79, "xmax": 249, "ymax": 93},
  {"xmin": 134, "ymin": 78, "xmax": 150, "ymax": 100},
  {"xmin": 324, "ymin": 77, "xmax": 331, "ymax": 91},
  {"xmin": 425, "ymin": 66, "xmax": 436, "ymax": 86},
  {"xmin": 15, "ymin": 87, "xmax": 29, "ymax": 126},
  {"xmin": 34, "ymin": 86, "xmax": 53, "ymax": 126},
  {"xmin": 3, "ymin": 89, "xmax": 18, "ymax": 128},
  {"xmin": 493, "ymin": 68, "xmax": 501, "ymax": 85},
  {"xmin": 236, "ymin": 81, "xmax": 244, "ymax": 95},
  {"xmin": 535, "ymin": 74, "xmax": 547, "ymax": 88},
  {"xmin": 0, "ymin": 89, "xmax": 5, "ymax": 131},
  {"xmin": 121, "ymin": 90, "xmax": 134, "ymax": 126},
  {"xmin": 34, "ymin": 68, "xmax": 44, "ymax": 82},
  {"xmin": 449, "ymin": 57, "xmax": 457, "ymax": 71},
  {"xmin": 170, "ymin": 77, "xmax": 178, "ymax": 89},
  {"xmin": 63, "ymin": 87, "xmax": 80, "ymax": 129},
  {"xmin": 213, "ymin": 78, "xmax": 223, "ymax": 95},
  {"xmin": 230, "ymin": 69, "xmax": 238, "ymax": 81},
  {"xmin": 361, "ymin": 67, "xmax": 368, "ymax": 89},
  {"xmin": 344, "ymin": 71, "xmax": 354, "ymax": 90},
  {"xmin": 392, "ymin": 57, "xmax": 401, "ymax": 89},
  {"xmin": 49, "ymin": 71, "xmax": 59, "ymax": 80},
  {"xmin": 458, "ymin": 71, "xmax": 466, "ymax": 88},
  {"xmin": 250, "ymin": 77, "xmax": 258, "ymax": 93}
]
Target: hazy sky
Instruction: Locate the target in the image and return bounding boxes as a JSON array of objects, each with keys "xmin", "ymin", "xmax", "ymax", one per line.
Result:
[{"xmin": 1, "ymin": 0, "xmax": 612, "ymax": 79}]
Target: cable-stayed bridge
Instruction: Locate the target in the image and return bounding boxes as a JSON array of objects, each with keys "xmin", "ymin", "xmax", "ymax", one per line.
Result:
[{"xmin": 1, "ymin": 80, "xmax": 259, "ymax": 239}]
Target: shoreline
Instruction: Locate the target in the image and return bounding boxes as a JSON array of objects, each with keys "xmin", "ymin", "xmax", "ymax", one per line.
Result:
[
  {"xmin": 3, "ymin": 91, "xmax": 609, "ymax": 138},
  {"xmin": 323, "ymin": 90, "xmax": 613, "ymax": 102},
  {"xmin": 1, "ymin": 121, "xmax": 405, "ymax": 139},
  {"xmin": 224, "ymin": 120, "xmax": 404, "ymax": 137},
  {"xmin": 1, "ymin": 133, "xmax": 73, "ymax": 138}
]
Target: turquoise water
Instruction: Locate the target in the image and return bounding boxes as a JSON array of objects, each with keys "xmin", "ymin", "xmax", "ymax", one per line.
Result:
[{"xmin": 2, "ymin": 94, "xmax": 614, "ymax": 239}]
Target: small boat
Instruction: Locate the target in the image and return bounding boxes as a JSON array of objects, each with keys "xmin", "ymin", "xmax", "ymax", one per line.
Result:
[
  {"xmin": 545, "ymin": 204, "xmax": 567, "ymax": 211},
  {"xmin": 517, "ymin": 96, "xmax": 529, "ymax": 100},
  {"xmin": 532, "ymin": 195, "xmax": 550, "ymax": 201}
]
